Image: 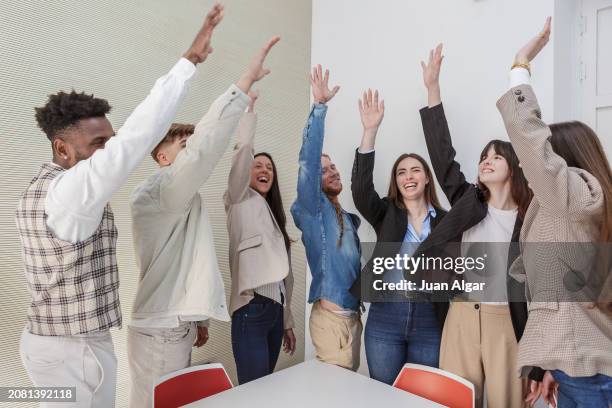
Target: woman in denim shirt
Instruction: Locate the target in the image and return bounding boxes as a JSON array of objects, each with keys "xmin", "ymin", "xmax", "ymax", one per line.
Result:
[{"xmin": 351, "ymin": 89, "xmax": 447, "ymax": 384}]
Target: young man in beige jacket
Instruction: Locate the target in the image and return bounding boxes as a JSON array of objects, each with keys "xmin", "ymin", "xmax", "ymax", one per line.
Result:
[{"xmin": 128, "ymin": 36, "xmax": 280, "ymax": 407}]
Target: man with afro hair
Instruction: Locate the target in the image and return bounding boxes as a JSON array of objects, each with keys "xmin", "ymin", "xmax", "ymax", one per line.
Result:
[{"xmin": 15, "ymin": 4, "xmax": 224, "ymax": 406}]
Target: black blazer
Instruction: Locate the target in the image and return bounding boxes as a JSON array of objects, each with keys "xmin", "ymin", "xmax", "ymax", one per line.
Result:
[
  {"xmin": 420, "ymin": 104, "xmax": 543, "ymax": 381},
  {"xmin": 350, "ymin": 148, "xmax": 449, "ymax": 328}
]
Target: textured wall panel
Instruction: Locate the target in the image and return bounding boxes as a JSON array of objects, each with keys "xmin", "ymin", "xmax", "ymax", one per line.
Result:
[{"xmin": 0, "ymin": 0, "xmax": 311, "ymax": 406}]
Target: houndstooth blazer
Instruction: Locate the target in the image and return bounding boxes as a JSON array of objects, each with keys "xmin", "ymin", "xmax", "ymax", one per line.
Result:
[{"xmin": 498, "ymin": 84, "xmax": 612, "ymax": 378}]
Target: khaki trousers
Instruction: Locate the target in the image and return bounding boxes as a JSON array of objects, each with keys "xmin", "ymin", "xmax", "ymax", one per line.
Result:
[
  {"xmin": 440, "ymin": 302, "xmax": 527, "ymax": 408},
  {"xmin": 309, "ymin": 302, "xmax": 362, "ymax": 371},
  {"xmin": 127, "ymin": 322, "xmax": 196, "ymax": 408}
]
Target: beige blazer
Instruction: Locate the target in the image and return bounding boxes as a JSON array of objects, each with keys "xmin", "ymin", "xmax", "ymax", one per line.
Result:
[
  {"xmin": 224, "ymin": 112, "xmax": 294, "ymax": 329},
  {"xmin": 498, "ymin": 84, "xmax": 612, "ymax": 378}
]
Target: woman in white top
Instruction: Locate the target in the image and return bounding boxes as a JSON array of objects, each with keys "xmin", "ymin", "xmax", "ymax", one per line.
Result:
[{"xmin": 419, "ymin": 44, "xmax": 537, "ymax": 408}]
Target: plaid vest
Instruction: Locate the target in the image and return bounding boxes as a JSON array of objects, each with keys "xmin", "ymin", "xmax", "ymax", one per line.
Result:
[{"xmin": 15, "ymin": 163, "xmax": 121, "ymax": 336}]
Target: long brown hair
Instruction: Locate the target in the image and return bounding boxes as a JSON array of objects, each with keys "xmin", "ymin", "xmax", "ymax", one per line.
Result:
[
  {"xmin": 387, "ymin": 153, "xmax": 441, "ymax": 210},
  {"xmin": 476, "ymin": 140, "xmax": 533, "ymax": 220},
  {"xmin": 549, "ymin": 121, "xmax": 612, "ymax": 315},
  {"xmin": 254, "ymin": 152, "xmax": 291, "ymax": 252}
]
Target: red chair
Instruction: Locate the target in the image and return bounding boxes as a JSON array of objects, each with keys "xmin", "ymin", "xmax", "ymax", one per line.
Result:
[
  {"xmin": 153, "ymin": 363, "xmax": 233, "ymax": 407},
  {"xmin": 393, "ymin": 363, "xmax": 475, "ymax": 408}
]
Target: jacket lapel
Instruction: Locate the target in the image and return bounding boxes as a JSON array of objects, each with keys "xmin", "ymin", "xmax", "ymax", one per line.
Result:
[{"xmin": 417, "ymin": 186, "xmax": 487, "ymax": 254}]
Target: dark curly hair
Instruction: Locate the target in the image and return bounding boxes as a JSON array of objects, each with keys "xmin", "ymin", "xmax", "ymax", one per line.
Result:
[{"xmin": 35, "ymin": 90, "xmax": 111, "ymax": 140}]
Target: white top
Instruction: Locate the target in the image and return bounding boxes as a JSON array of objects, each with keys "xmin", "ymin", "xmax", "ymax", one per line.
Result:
[
  {"xmin": 185, "ymin": 360, "xmax": 444, "ymax": 407},
  {"xmin": 45, "ymin": 58, "xmax": 196, "ymax": 243},
  {"xmin": 462, "ymin": 205, "xmax": 518, "ymax": 305},
  {"xmin": 130, "ymin": 84, "xmax": 250, "ymax": 328}
]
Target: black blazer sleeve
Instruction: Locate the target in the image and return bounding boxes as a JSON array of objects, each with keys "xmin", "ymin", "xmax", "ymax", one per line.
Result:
[
  {"xmin": 420, "ymin": 103, "xmax": 472, "ymax": 206},
  {"xmin": 351, "ymin": 149, "xmax": 388, "ymax": 229}
]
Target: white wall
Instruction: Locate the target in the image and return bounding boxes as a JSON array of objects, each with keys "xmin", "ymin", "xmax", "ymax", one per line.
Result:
[{"xmin": 308, "ymin": 0, "xmax": 578, "ymax": 379}]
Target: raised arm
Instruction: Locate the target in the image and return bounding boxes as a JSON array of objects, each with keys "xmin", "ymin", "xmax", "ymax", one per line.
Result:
[
  {"xmin": 45, "ymin": 4, "xmax": 224, "ymax": 243},
  {"xmin": 498, "ymin": 17, "xmax": 601, "ymax": 214},
  {"xmin": 352, "ymin": 89, "xmax": 388, "ymax": 227},
  {"xmin": 225, "ymin": 91, "xmax": 259, "ymax": 204},
  {"xmin": 160, "ymin": 86, "xmax": 249, "ymax": 210},
  {"xmin": 292, "ymin": 65, "xmax": 340, "ymax": 217},
  {"xmin": 162, "ymin": 37, "xmax": 280, "ymax": 210},
  {"xmin": 419, "ymin": 44, "xmax": 471, "ymax": 205}
]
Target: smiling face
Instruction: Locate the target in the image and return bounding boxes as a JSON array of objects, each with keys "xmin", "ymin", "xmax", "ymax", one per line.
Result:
[
  {"xmin": 478, "ymin": 145, "xmax": 511, "ymax": 187},
  {"xmin": 321, "ymin": 154, "xmax": 342, "ymax": 196},
  {"xmin": 53, "ymin": 117, "xmax": 116, "ymax": 168},
  {"xmin": 395, "ymin": 156, "xmax": 429, "ymax": 201},
  {"xmin": 250, "ymin": 154, "xmax": 274, "ymax": 196}
]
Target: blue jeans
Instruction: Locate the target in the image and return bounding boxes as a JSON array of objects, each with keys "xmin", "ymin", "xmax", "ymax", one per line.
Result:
[
  {"xmin": 231, "ymin": 295, "xmax": 284, "ymax": 384},
  {"xmin": 552, "ymin": 370, "xmax": 612, "ymax": 407},
  {"xmin": 365, "ymin": 301, "xmax": 441, "ymax": 385}
]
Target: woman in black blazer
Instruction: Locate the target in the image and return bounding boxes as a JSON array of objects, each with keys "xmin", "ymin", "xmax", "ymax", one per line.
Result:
[
  {"xmin": 419, "ymin": 45, "xmax": 539, "ymax": 408},
  {"xmin": 351, "ymin": 89, "xmax": 448, "ymax": 385}
]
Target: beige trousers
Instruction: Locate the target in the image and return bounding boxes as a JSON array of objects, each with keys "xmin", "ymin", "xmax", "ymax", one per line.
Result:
[
  {"xmin": 440, "ymin": 302, "xmax": 527, "ymax": 408},
  {"xmin": 309, "ymin": 302, "xmax": 362, "ymax": 371},
  {"xmin": 20, "ymin": 327, "xmax": 117, "ymax": 408},
  {"xmin": 127, "ymin": 322, "xmax": 196, "ymax": 408}
]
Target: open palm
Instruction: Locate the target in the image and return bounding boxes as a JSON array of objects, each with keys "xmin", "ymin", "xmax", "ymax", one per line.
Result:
[
  {"xmin": 421, "ymin": 43, "xmax": 444, "ymax": 90},
  {"xmin": 310, "ymin": 64, "xmax": 340, "ymax": 104},
  {"xmin": 359, "ymin": 89, "xmax": 384, "ymax": 130}
]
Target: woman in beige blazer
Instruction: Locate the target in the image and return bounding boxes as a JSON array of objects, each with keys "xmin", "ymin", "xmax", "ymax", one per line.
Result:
[
  {"xmin": 498, "ymin": 17, "xmax": 612, "ymax": 407},
  {"xmin": 224, "ymin": 90, "xmax": 296, "ymax": 384}
]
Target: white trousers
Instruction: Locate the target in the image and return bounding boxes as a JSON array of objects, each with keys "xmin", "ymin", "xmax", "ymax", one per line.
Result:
[
  {"xmin": 127, "ymin": 322, "xmax": 196, "ymax": 408},
  {"xmin": 20, "ymin": 327, "xmax": 117, "ymax": 407}
]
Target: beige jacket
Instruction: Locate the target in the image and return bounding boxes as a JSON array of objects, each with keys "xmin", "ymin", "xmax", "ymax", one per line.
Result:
[
  {"xmin": 224, "ymin": 112, "xmax": 294, "ymax": 329},
  {"xmin": 130, "ymin": 84, "xmax": 249, "ymax": 327},
  {"xmin": 498, "ymin": 84, "xmax": 612, "ymax": 378}
]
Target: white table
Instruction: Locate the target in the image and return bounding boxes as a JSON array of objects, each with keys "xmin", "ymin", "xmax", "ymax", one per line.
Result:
[{"xmin": 185, "ymin": 359, "xmax": 444, "ymax": 407}]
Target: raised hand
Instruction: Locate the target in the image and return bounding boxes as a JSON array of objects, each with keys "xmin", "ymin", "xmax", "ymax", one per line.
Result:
[
  {"xmin": 183, "ymin": 3, "xmax": 224, "ymax": 65},
  {"xmin": 421, "ymin": 43, "xmax": 444, "ymax": 107},
  {"xmin": 421, "ymin": 43, "xmax": 444, "ymax": 90},
  {"xmin": 247, "ymin": 90, "xmax": 259, "ymax": 113},
  {"xmin": 358, "ymin": 89, "xmax": 384, "ymax": 151},
  {"xmin": 310, "ymin": 64, "xmax": 340, "ymax": 104},
  {"xmin": 359, "ymin": 89, "xmax": 385, "ymax": 131},
  {"xmin": 515, "ymin": 17, "xmax": 551, "ymax": 64},
  {"xmin": 237, "ymin": 36, "xmax": 281, "ymax": 93}
]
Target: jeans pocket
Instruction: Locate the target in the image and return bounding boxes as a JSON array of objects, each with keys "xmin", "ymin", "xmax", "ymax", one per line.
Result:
[{"xmin": 243, "ymin": 302, "xmax": 268, "ymax": 319}]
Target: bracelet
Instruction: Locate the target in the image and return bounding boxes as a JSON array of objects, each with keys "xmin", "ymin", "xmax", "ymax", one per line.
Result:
[{"xmin": 511, "ymin": 62, "xmax": 531, "ymax": 76}]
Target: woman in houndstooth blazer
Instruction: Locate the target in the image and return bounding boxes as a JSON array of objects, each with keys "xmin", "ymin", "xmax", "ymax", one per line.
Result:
[{"xmin": 498, "ymin": 17, "xmax": 612, "ymax": 408}]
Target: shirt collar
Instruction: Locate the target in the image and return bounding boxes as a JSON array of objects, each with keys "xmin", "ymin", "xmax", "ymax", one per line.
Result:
[{"xmin": 427, "ymin": 204, "xmax": 437, "ymax": 219}]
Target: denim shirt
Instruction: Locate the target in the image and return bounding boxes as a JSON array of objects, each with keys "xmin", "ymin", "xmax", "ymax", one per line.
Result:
[{"xmin": 290, "ymin": 104, "xmax": 361, "ymax": 310}]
